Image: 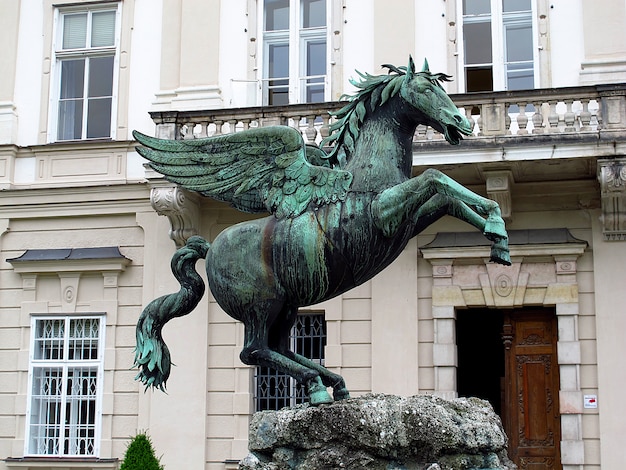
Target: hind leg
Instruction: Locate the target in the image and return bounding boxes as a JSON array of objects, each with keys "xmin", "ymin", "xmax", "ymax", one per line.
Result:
[
  {"xmin": 271, "ymin": 307, "xmax": 350, "ymax": 401},
  {"xmin": 239, "ymin": 301, "xmax": 333, "ymax": 406}
]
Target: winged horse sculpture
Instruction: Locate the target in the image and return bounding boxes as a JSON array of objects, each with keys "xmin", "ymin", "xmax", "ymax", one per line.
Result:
[{"xmin": 133, "ymin": 57, "xmax": 510, "ymax": 405}]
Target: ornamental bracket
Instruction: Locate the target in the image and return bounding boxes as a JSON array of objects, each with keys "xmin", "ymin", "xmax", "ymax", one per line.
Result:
[
  {"xmin": 150, "ymin": 186, "xmax": 200, "ymax": 247},
  {"xmin": 484, "ymin": 170, "xmax": 514, "ymax": 220},
  {"xmin": 598, "ymin": 158, "xmax": 626, "ymax": 241}
]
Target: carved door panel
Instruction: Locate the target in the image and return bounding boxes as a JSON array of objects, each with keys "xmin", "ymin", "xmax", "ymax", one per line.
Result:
[{"xmin": 503, "ymin": 310, "xmax": 561, "ymax": 470}]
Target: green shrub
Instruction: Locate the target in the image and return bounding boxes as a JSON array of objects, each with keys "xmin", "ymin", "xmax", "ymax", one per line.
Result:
[{"xmin": 120, "ymin": 433, "xmax": 164, "ymax": 470}]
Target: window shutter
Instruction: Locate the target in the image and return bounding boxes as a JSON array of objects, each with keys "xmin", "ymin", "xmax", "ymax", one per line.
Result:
[
  {"xmin": 91, "ymin": 11, "xmax": 116, "ymax": 47},
  {"xmin": 62, "ymin": 13, "xmax": 87, "ymax": 49}
]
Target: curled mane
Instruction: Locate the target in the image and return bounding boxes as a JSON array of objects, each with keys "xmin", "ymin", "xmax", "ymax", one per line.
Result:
[{"xmin": 321, "ymin": 63, "xmax": 452, "ymax": 165}]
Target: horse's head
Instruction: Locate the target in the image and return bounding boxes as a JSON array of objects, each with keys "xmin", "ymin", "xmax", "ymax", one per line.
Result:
[{"xmin": 400, "ymin": 57, "xmax": 472, "ymax": 145}]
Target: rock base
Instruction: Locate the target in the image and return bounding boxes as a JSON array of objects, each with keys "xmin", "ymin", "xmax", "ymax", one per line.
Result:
[{"xmin": 239, "ymin": 394, "xmax": 515, "ymax": 470}]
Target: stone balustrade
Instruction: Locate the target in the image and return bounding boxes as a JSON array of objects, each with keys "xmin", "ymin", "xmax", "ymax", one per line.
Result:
[{"xmin": 149, "ymin": 83, "xmax": 626, "ymax": 145}]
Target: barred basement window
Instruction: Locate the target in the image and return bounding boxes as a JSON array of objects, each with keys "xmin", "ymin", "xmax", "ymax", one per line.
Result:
[
  {"xmin": 255, "ymin": 313, "xmax": 326, "ymax": 411},
  {"xmin": 26, "ymin": 316, "xmax": 104, "ymax": 456}
]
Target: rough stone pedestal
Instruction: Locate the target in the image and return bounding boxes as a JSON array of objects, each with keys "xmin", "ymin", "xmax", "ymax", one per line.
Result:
[{"xmin": 239, "ymin": 394, "xmax": 515, "ymax": 470}]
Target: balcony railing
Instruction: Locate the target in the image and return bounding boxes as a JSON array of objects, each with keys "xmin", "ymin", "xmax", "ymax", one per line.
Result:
[{"xmin": 149, "ymin": 83, "xmax": 626, "ymax": 146}]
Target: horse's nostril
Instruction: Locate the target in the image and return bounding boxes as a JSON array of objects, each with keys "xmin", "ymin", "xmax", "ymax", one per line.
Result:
[{"xmin": 454, "ymin": 114, "xmax": 464, "ymax": 124}]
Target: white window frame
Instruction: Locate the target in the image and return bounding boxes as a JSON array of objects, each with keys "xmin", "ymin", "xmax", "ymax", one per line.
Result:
[
  {"xmin": 259, "ymin": 0, "xmax": 331, "ymax": 105},
  {"xmin": 48, "ymin": 3, "xmax": 121, "ymax": 142},
  {"xmin": 457, "ymin": 0, "xmax": 539, "ymax": 92},
  {"xmin": 25, "ymin": 315, "xmax": 105, "ymax": 457}
]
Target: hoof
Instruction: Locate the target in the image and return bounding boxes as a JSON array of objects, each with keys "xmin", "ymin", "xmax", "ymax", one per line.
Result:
[
  {"xmin": 333, "ymin": 388, "xmax": 350, "ymax": 401},
  {"xmin": 308, "ymin": 377, "xmax": 333, "ymax": 406},
  {"xmin": 490, "ymin": 239, "xmax": 511, "ymax": 266},
  {"xmin": 484, "ymin": 216, "xmax": 507, "ymax": 242}
]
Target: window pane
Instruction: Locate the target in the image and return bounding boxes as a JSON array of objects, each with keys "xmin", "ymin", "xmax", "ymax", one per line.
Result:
[
  {"xmin": 302, "ymin": 0, "xmax": 326, "ymax": 28},
  {"xmin": 62, "ymin": 13, "xmax": 87, "ymax": 49},
  {"xmin": 306, "ymin": 79, "xmax": 325, "ymax": 103},
  {"xmin": 505, "ymin": 23, "xmax": 533, "ymax": 62},
  {"xmin": 86, "ymin": 98, "xmax": 112, "ymax": 138},
  {"xmin": 506, "ymin": 63, "xmax": 534, "ymax": 90},
  {"xmin": 466, "ymin": 66, "xmax": 493, "ymax": 92},
  {"xmin": 65, "ymin": 368, "xmax": 97, "ymax": 455},
  {"xmin": 268, "ymin": 42, "xmax": 289, "ymax": 105},
  {"xmin": 269, "ymin": 43, "xmax": 289, "ymax": 78},
  {"xmin": 29, "ymin": 367, "xmax": 63, "ymax": 455},
  {"xmin": 88, "ymin": 56, "xmax": 114, "ymax": 97},
  {"xmin": 60, "ymin": 59, "xmax": 85, "ymax": 99},
  {"xmin": 35, "ymin": 320, "xmax": 65, "ymax": 360},
  {"xmin": 265, "ymin": 0, "xmax": 289, "ymax": 31},
  {"xmin": 463, "ymin": 0, "xmax": 490, "ymax": 15},
  {"xmin": 58, "ymin": 100, "xmax": 84, "ymax": 140},
  {"xmin": 69, "ymin": 318, "xmax": 100, "ymax": 360},
  {"xmin": 306, "ymin": 40, "xmax": 326, "ymax": 76},
  {"xmin": 464, "ymin": 21, "xmax": 492, "ymax": 64},
  {"xmin": 91, "ymin": 10, "xmax": 116, "ymax": 47},
  {"xmin": 503, "ymin": 0, "xmax": 531, "ymax": 12}
]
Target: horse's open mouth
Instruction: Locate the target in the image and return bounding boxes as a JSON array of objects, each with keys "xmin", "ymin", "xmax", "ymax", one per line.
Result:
[{"xmin": 444, "ymin": 125, "xmax": 465, "ymax": 145}]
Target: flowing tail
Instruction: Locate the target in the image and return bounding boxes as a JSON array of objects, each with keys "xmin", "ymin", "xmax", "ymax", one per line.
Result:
[{"xmin": 134, "ymin": 236, "xmax": 210, "ymax": 391}]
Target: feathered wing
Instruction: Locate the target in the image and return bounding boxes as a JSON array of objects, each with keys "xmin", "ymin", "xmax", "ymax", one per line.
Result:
[{"xmin": 133, "ymin": 126, "xmax": 353, "ymax": 219}]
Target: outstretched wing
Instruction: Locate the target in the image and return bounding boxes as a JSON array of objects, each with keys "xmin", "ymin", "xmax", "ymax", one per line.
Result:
[{"xmin": 133, "ymin": 126, "xmax": 353, "ymax": 219}]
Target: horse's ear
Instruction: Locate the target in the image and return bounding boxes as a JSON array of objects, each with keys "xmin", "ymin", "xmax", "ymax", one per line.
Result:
[
  {"xmin": 421, "ymin": 58, "xmax": 430, "ymax": 73},
  {"xmin": 405, "ymin": 56, "xmax": 415, "ymax": 82}
]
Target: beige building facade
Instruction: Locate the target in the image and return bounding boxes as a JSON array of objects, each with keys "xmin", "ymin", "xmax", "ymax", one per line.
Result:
[{"xmin": 1, "ymin": 1, "xmax": 625, "ymax": 469}]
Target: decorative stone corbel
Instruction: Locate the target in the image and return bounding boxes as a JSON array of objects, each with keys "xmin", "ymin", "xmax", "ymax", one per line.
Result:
[
  {"xmin": 597, "ymin": 158, "xmax": 626, "ymax": 241},
  {"xmin": 484, "ymin": 170, "xmax": 514, "ymax": 220},
  {"xmin": 150, "ymin": 186, "xmax": 200, "ymax": 247}
]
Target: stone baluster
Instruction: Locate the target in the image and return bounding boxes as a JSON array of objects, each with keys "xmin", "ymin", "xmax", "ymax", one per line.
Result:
[
  {"xmin": 182, "ymin": 121, "xmax": 195, "ymax": 139},
  {"xmin": 305, "ymin": 115, "xmax": 318, "ymax": 143},
  {"xmin": 415, "ymin": 124, "xmax": 428, "ymax": 140},
  {"xmin": 463, "ymin": 107, "xmax": 475, "ymax": 136},
  {"xmin": 547, "ymin": 100, "xmax": 559, "ymax": 133},
  {"xmin": 198, "ymin": 121, "xmax": 208, "ymax": 138},
  {"xmin": 319, "ymin": 114, "xmax": 331, "ymax": 141},
  {"xmin": 564, "ymin": 99, "xmax": 576, "ymax": 132},
  {"xmin": 532, "ymin": 102, "xmax": 545, "ymax": 134},
  {"xmin": 517, "ymin": 102, "xmax": 529, "ymax": 135},
  {"xmin": 579, "ymin": 99, "xmax": 592, "ymax": 131},
  {"xmin": 474, "ymin": 106, "xmax": 484, "ymax": 136}
]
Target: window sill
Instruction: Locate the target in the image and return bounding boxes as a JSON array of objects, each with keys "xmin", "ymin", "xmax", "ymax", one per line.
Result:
[{"xmin": 4, "ymin": 457, "xmax": 119, "ymax": 470}]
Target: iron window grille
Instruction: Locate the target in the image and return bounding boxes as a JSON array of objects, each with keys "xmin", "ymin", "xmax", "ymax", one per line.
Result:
[
  {"xmin": 254, "ymin": 313, "xmax": 326, "ymax": 411},
  {"xmin": 26, "ymin": 316, "xmax": 104, "ymax": 457}
]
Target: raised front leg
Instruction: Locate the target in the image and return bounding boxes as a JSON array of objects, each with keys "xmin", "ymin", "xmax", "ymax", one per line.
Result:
[{"xmin": 372, "ymin": 169, "xmax": 510, "ymax": 265}]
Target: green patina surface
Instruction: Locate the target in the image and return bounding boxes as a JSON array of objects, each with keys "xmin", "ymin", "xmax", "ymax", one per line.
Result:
[{"xmin": 133, "ymin": 57, "xmax": 510, "ymax": 404}]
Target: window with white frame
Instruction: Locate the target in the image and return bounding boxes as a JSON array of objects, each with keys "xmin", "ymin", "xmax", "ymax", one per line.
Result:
[
  {"xmin": 262, "ymin": 0, "xmax": 328, "ymax": 105},
  {"xmin": 52, "ymin": 4, "xmax": 119, "ymax": 141},
  {"xmin": 255, "ymin": 313, "xmax": 326, "ymax": 411},
  {"xmin": 27, "ymin": 316, "xmax": 104, "ymax": 457},
  {"xmin": 460, "ymin": 0, "xmax": 536, "ymax": 92}
]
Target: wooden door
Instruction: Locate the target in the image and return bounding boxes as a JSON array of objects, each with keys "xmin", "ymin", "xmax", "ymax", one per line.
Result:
[{"xmin": 502, "ymin": 310, "xmax": 562, "ymax": 470}]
